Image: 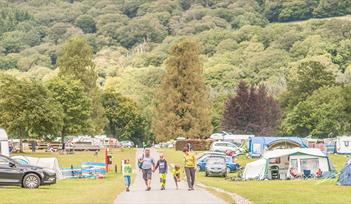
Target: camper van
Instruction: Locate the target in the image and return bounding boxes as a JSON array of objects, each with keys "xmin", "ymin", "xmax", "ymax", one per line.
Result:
[
  {"xmin": 0, "ymin": 128, "xmax": 9, "ymax": 156},
  {"xmin": 336, "ymin": 136, "xmax": 351, "ymax": 154}
]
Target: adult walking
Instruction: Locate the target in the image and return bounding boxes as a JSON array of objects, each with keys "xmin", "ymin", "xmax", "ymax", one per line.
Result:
[
  {"xmin": 183, "ymin": 147, "xmax": 196, "ymax": 191},
  {"xmin": 138, "ymin": 148, "xmax": 155, "ymax": 191}
]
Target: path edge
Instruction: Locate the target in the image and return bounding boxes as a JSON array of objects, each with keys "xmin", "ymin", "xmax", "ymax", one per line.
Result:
[{"xmin": 197, "ymin": 183, "xmax": 252, "ymax": 204}]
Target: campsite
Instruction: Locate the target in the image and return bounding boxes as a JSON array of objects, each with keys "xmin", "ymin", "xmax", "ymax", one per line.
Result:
[{"xmin": 1, "ymin": 1, "xmax": 351, "ymax": 203}]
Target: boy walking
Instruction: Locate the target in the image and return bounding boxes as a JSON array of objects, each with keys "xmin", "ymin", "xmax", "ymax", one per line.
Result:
[
  {"xmin": 154, "ymin": 153, "xmax": 168, "ymax": 190},
  {"xmin": 123, "ymin": 159, "xmax": 132, "ymax": 192}
]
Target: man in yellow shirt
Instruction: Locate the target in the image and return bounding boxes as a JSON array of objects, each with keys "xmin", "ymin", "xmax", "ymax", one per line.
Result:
[{"xmin": 183, "ymin": 147, "xmax": 196, "ymax": 191}]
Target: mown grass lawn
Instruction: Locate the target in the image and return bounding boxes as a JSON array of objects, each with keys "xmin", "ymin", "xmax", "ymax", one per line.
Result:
[
  {"xmin": 160, "ymin": 148, "xmax": 351, "ymax": 204},
  {"xmin": 0, "ymin": 148, "xmax": 135, "ymax": 204}
]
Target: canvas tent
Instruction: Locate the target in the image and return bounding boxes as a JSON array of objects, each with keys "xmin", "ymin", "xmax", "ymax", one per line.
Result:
[
  {"xmin": 338, "ymin": 157, "xmax": 351, "ymax": 186},
  {"xmin": 243, "ymin": 148, "xmax": 334, "ymax": 180},
  {"xmin": 11, "ymin": 156, "xmax": 63, "ymax": 180},
  {"xmin": 0, "ymin": 128, "xmax": 9, "ymax": 156},
  {"xmin": 336, "ymin": 136, "xmax": 351, "ymax": 154},
  {"xmin": 248, "ymin": 137, "xmax": 307, "ymax": 157}
]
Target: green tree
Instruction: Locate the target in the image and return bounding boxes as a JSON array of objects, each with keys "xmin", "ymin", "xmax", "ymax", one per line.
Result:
[
  {"xmin": 58, "ymin": 37, "xmax": 105, "ymax": 134},
  {"xmin": 153, "ymin": 38, "xmax": 212, "ymax": 141},
  {"xmin": 46, "ymin": 77, "xmax": 93, "ymax": 144},
  {"xmin": 281, "ymin": 60, "xmax": 336, "ymax": 110},
  {"xmin": 282, "ymin": 86, "xmax": 351, "ymax": 137},
  {"xmin": 0, "ymin": 74, "xmax": 63, "ymax": 151},
  {"xmin": 102, "ymin": 91, "xmax": 149, "ymax": 146},
  {"xmin": 75, "ymin": 15, "xmax": 96, "ymax": 33}
]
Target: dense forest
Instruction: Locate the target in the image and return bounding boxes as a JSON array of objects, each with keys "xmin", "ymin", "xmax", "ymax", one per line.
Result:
[{"xmin": 0, "ymin": 0, "xmax": 351, "ymax": 142}]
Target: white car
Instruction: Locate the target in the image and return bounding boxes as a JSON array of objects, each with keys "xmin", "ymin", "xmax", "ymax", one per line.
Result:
[
  {"xmin": 210, "ymin": 141, "xmax": 241, "ymax": 153},
  {"xmin": 120, "ymin": 140, "xmax": 134, "ymax": 148}
]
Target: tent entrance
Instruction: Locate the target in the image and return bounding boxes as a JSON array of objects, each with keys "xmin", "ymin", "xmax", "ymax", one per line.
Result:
[{"xmin": 267, "ymin": 155, "xmax": 290, "ymax": 180}]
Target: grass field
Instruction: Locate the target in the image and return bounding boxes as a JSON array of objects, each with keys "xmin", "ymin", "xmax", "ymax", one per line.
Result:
[
  {"xmin": 160, "ymin": 149, "xmax": 351, "ymax": 204},
  {"xmin": 0, "ymin": 148, "xmax": 135, "ymax": 204}
]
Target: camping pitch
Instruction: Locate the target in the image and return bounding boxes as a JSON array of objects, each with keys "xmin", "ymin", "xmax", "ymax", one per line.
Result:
[{"xmin": 243, "ymin": 148, "xmax": 335, "ymax": 180}]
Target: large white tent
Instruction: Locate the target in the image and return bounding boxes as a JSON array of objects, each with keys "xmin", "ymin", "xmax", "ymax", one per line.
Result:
[
  {"xmin": 12, "ymin": 156, "xmax": 63, "ymax": 180},
  {"xmin": 243, "ymin": 148, "xmax": 334, "ymax": 180},
  {"xmin": 0, "ymin": 128, "xmax": 9, "ymax": 156}
]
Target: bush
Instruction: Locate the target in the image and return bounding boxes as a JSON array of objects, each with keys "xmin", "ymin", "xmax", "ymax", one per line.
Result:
[{"xmin": 175, "ymin": 139, "xmax": 212, "ymax": 151}]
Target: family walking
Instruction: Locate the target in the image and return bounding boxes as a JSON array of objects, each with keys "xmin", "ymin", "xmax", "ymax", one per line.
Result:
[{"xmin": 123, "ymin": 147, "xmax": 196, "ymax": 192}]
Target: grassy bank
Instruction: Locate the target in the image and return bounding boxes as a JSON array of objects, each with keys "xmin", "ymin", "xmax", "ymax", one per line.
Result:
[
  {"xmin": 160, "ymin": 148, "xmax": 351, "ymax": 204},
  {"xmin": 0, "ymin": 148, "xmax": 135, "ymax": 204}
]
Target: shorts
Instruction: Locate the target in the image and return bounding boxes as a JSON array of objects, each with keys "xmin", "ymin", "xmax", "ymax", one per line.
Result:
[{"xmin": 142, "ymin": 169, "xmax": 152, "ymax": 181}]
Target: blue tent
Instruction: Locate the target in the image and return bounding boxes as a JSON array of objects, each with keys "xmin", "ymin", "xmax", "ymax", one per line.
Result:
[
  {"xmin": 338, "ymin": 157, "xmax": 351, "ymax": 186},
  {"xmin": 248, "ymin": 136, "xmax": 307, "ymax": 157}
]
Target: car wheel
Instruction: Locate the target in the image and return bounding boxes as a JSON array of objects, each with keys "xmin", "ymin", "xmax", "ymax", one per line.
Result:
[{"xmin": 23, "ymin": 173, "xmax": 40, "ymax": 189}]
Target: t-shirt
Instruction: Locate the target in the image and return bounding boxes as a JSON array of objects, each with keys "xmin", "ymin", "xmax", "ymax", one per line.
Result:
[
  {"xmin": 155, "ymin": 159, "xmax": 168, "ymax": 173},
  {"xmin": 172, "ymin": 168, "xmax": 181, "ymax": 176},
  {"xmin": 139, "ymin": 155, "xmax": 155, "ymax": 170},
  {"xmin": 123, "ymin": 164, "xmax": 132, "ymax": 176},
  {"xmin": 184, "ymin": 152, "xmax": 196, "ymax": 168}
]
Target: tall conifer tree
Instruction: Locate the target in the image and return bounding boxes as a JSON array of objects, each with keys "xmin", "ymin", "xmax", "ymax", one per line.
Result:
[{"xmin": 153, "ymin": 38, "xmax": 212, "ymax": 141}]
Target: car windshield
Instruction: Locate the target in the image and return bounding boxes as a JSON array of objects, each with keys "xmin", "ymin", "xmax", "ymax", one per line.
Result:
[{"xmin": 207, "ymin": 158, "xmax": 225, "ymax": 165}]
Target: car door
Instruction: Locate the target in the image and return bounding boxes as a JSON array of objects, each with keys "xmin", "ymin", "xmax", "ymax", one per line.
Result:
[{"xmin": 0, "ymin": 156, "xmax": 22, "ymax": 185}]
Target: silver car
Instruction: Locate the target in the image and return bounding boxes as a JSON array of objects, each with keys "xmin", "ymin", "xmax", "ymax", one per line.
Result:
[{"xmin": 205, "ymin": 157, "xmax": 227, "ymax": 177}]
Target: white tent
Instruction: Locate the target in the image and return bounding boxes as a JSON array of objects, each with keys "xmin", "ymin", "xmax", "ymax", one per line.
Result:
[
  {"xmin": 243, "ymin": 148, "xmax": 333, "ymax": 180},
  {"xmin": 336, "ymin": 136, "xmax": 351, "ymax": 154},
  {"xmin": 12, "ymin": 156, "xmax": 63, "ymax": 180},
  {"xmin": 0, "ymin": 128, "xmax": 9, "ymax": 156}
]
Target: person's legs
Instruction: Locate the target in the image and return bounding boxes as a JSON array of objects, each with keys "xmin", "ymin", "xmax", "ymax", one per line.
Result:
[
  {"xmin": 146, "ymin": 169, "xmax": 152, "ymax": 190},
  {"xmin": 160, "ymin": 173, "xmax": 166, "ymax": 189},
  {"xmin": 185, "ymin": 167, "xmax": 192, "ymax": 189},
  {"xmin": 124, "ymin": 176, "xmax": 131, "ymax": 191},
  {"xmin": 173, "ymin": 175, "xmax": 179, "ymax": 189},
  {"xmin": 142, "ymin": 170, "xmax": 148, "ymax": 189},
  {"xmin": 190, "ymin": 168, "xmax": 195, "ymax": 189}
]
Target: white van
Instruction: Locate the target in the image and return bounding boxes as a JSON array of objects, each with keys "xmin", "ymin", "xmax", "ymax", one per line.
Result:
[{"xmin": 0, "ymin": 128, "xmax": 9, "ymax": 156}]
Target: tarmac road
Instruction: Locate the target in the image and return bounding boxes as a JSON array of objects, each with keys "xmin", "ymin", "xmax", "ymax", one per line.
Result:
[{"xmin": 114, "ymin": 148, "xmax": 227, "ymax": 204}]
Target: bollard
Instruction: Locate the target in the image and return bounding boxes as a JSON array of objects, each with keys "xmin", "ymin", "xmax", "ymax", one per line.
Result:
[{"xmin": 115, "ymin": 164, "xmax": 118, "ymax": 174}]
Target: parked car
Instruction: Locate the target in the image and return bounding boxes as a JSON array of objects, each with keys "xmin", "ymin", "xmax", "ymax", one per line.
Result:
[
  {"xmin": 205, "ymin": 157, "xmax": 227, "ymax": 177},
  {"xmin": 0, "ymin": 155, "xmax": 56, "ymax": 188},
  {"xmin": 197, "ymin": 153, "xmax": 239, "ymax": 172},
  {"xmin": 120, "ymin": 140, "xmax": 134, "ymax": 148},
  {"xmin": 210, "ymin": 141, "xmax": 244, "ymax": 154}
]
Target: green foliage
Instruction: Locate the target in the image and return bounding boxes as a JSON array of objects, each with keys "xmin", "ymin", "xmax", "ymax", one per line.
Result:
[
  {"xmin": 281, "ymin": 60, "xmax": 336, "ymax": 110},
  {"xmin": 0, "ymin": 74, "xmax": 63, "ymax": 140},
  {"xmin": 153, "ymin": 38, "xmax": 212, "ymax": 141},
  {"xmin": 46, "ymin": 77, "xmax": 93, "ymax": 140},
  {"xmin": 102, "ymin": 91, "xmax": 149, "ymax": 145},
  {"xmin": 58, "ymin": 37, "xmax": 105, "ymax": 134},
  {"xmin": 75, "ymin": 15, "xmax": 96, "ymax": 33},
  {"xmin": 282, "ymin": 86, "xmax": 351, "ymax": 137}
]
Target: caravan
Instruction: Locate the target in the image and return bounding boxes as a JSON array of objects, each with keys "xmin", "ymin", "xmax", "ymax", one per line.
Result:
[
  {"xmin": 0, "ymin": 129, "xmax": 9, "ymax": 156},
  {"xmin": 336, "ymin": 136, "xmax": 351, "ymax": 154},
  {"xmin": 243, "ymin": 148, "xmax": 335, "ymax": 180}
]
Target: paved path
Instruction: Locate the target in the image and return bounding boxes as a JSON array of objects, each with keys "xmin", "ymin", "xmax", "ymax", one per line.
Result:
[{"xmin": 114, "ymin": 148, "xmax": 227, "ymax": 204}]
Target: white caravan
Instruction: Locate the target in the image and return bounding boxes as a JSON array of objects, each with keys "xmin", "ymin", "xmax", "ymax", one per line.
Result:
[{"xmin": 336, "ymin": 136, "xmax": 351, "ymax": 154}]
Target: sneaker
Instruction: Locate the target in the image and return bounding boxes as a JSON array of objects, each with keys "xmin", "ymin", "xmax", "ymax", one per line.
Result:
[
  {"xmin": 126, "ymin": 188, "xmax": 130, "ymax": 192},
  {"xmin": 161, "ymin": 187, "xmax": 165, "ymax": 190},
  {"xmin": 191, "ymin": 187, "xmax": 194, "ymax": 190},
  {"xmin": 147, "ymin": 187, "xmax": 151, "ymax": 191},
  {"xmin": 188, "ymin": 188, "xmax": 192, "ymax": 191}
]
